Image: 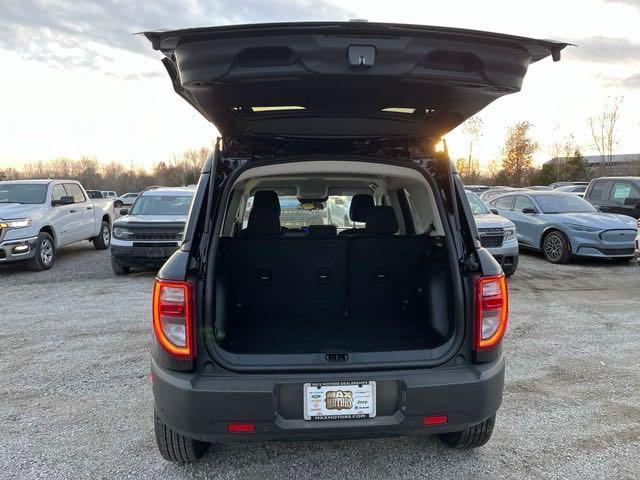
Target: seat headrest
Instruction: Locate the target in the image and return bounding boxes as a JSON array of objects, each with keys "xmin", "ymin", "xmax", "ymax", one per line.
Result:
[
  {"xmin": 349, "ymin": 194, "xmax": 374, "ymax": 222},
  {"xmin": 308, "ymin": 224, "xmax": 337, "ymax": 237},
  {"xmin": 365, "ymin": 206, "xmax": 399, "ymax": 234},
  {"xmin": 246, "ymin": 190, "xmax": 281, "ymax": 235}
]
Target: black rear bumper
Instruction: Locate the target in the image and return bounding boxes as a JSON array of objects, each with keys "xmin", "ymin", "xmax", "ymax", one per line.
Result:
[{"xmin": 152, "ymin": 356, "xmax": 505, "ymax": 442}]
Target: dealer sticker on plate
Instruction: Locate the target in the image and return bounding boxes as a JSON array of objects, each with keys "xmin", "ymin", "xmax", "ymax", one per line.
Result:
[{"xmin": 303, "ymin": 381, "xmax": 376, "ymax": 421}]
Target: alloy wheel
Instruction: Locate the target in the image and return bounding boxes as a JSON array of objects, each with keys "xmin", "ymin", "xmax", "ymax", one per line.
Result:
[
  {"xmin": 544, "ymin": 234, "xmax": 563, "ymax": 262},
  {"xmin": 40, "ymin": 239, "xmax": 53, "ymax": 265}
]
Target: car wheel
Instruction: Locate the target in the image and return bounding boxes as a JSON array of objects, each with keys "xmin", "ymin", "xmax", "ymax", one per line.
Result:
[
  {"xmin": 111, "ymin": 257, "xmax": 130, "ymax": 275},
  {"xmin": 542, "ymin": 231, "xmax": 571, "ymax": 264},
  {"xmin": 28, "ymin": 232, "xmax": 56, "ymax": 271},
  {"xmin": 114, "ymin": 200, "xmax": 123, "ymax": 208},
  {"xmin": 503, "ymin": 266, "xmax": 516, "ymax": 277},
  {"xmin": 439, "ymin": 414, "xmax": 495, "ymax": 449},
  {"xmin": 154, "ymin": 411, "xmax": 209, "ymax": 463},
  {"xmin": 93, "ymin": 221, "xmax": 111, "ymax": 250}
]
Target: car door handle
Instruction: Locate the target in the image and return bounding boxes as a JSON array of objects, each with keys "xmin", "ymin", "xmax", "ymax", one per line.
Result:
[
  {"xmin": 86, "ymin": 206, "xmax": 93, "ymax": 210},
  {"xmin": 69, "ymin": 209, "xmax": 77, "ymax": 213}
]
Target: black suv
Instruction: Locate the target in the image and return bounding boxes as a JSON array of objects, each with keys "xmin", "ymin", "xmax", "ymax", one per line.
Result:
[
  {"xmin": 142, "ymin": 22, "xmax": 566, "ymax": 462},
  {"xmin": 583, "ymin": 177, "xmax": 640, "ymax": 219}
]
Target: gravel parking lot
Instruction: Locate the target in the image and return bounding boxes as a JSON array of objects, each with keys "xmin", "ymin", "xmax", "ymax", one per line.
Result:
[{"xmin": 1, "ymin": 245, "xmax": 639, "ymax": 479}]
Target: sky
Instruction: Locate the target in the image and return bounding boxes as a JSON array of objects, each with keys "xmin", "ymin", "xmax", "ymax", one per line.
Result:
[{"xmin": 1, "ymin": 0, "xmax": 639, "ymax": 171}]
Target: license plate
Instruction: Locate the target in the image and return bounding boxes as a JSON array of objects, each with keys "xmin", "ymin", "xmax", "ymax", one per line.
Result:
[
  {"xmin": 147, "ymin": 248, "xmax": 164, "ymax": 258},
  {"xmin": 303, "ymin": 381, "xmax": 376, "ymax": 421}
]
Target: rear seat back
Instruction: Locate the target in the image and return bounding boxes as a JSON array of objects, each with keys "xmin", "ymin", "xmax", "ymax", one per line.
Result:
[
  {"xmin": 348, "ymin": 206, "xmax": 427, "ymax": 316},
  {"xmin": 221, "ymin": 236, "xmax": 348, "ymax": 320}
]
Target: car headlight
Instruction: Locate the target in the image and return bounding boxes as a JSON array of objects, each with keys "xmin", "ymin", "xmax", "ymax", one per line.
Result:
[
  {"xmin": 0, "ymin": 218, "xmax": 32, "ymax": 229},
  {"xmin": 503, "ymin": 227, "xmax": 516, "ymax": 241},
  {"xmin": 112, "ymin": 227, "xmax": 134, "ymax": 239},
  {"xmin": 566, "ymin": 223, "xmax": 601, "ymax": 232}
]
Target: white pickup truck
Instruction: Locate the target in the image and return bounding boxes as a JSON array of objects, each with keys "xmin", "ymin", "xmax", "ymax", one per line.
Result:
[{"xmin": 0, "ymin": 179, "xmax": 113, "ymax": 270}]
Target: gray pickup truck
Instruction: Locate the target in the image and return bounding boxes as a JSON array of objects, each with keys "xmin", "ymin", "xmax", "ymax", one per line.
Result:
[{"xmin": 0, "ymin": 179, "xmax": 113, "ymax": 270}]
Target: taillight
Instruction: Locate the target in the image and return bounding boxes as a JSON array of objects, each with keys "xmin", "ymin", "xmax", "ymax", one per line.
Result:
[
  {"xmin": 475, "ymin": 274, "xmax": 508, "ymax": 351},
  {"xmin": 152, "ymin": 279, "xmax": 194, "ymax": 358}
]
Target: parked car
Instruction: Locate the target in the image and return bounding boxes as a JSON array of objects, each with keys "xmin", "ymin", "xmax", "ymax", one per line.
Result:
[
  {"xmin": 635, "ymin": 223, "xmax": 640, "ymax": 265},
  {"xmin": 488, "ymin": 191, "xmax": 637, "ymax": 263},
  {"xmin": 479, "ymin": 187, "xmax": 521, "ymax": 202},
  {"xmin": 466, "ymin": 191, "xmax": 519, "ymax": 276},
  {"xmin": 102, "ymin": 190, "xmax": 118, "ymax": 198},
  {"xmin": 548, "ymin": 181, "xmax": 589, "ymax": 190},
  {"xmin": 110, "ymin": 187, "xmax": 195, "ymax": 274},
  {"xmin": 113, "ymin": 192, "xmax": 139, "ymax": 209},
  {"xmin": 0, "ymin": 180, "xmax": 113, "ymax": 270},
  {"xmin": 141, "ymin": 21, "xmax": 567, "ymax": 462},
  {"xmin": 554, "ymin": 184, "xmax": 587, "ymax": 197},
  {"xmin": 583, "ymin": 177, "xmax": 640, "ymax": 219},
  {"xmin": 528, "ymin": 185, "xmax": 553, "ymax": 191},
  {"xmin": 464, "ymin": 185, "xmax": 491, "ymax": 194}
]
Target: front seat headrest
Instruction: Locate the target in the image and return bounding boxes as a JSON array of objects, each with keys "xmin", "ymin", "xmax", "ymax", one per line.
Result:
[
  {"xmin": 349, "ymin": 194, "xmax": 374, "ymax": 222},
  {"xmin": 365, "ymin": 206, "xmax": 399, "ymax": 234},
  {"xmin": 246, "ymin": 190, "xmax": 281, "ymax": 235}
]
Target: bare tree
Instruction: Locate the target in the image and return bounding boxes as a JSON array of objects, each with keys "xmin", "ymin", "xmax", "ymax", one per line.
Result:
[
  {"xmin": 588, "ymin": 96, "xmax": 623, "ymax": 175},
  {"xmin": 462, "ymin": 116, "xmax": 483, "ymax": 177}
]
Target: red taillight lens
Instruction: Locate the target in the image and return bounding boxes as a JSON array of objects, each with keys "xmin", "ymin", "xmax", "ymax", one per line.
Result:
[
  {"xmin": 152, "ymin": 280, "xmax": 194, "ymax": 358},
  {"xmin": 423, "ymin": 415, "xmax": 448, "ymax": 426},
  {"xmin": 227, "ymin": 423, "xmax": 255, "ymax": 433},
  {"xmin": 475, "ymin": 274, "xmax": 508, "ymax": 351}
]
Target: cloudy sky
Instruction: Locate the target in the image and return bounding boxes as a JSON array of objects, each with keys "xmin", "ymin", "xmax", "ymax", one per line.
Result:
[{"xmin": 1, "ymin": 0, "xmax": 639, "ymax": 170}]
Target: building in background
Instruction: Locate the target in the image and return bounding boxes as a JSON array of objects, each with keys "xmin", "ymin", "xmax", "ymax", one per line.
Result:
[{"xmin": 546, "ymin": 153, "xmax": 640, "ymax": 177}]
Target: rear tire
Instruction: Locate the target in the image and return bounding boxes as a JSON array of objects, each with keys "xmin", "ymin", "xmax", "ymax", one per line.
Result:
[
  {"xmin": 111, "ymin": 257, "xmax": 130, "ymax": 275},
  {"xmin": 93, "ymin": 221, "xmax": 111, "ymax": 250},
  {"xmin": 28, "ymin": 232, "xmax": 55, "ymax": 271},
  {"xmin": 503, "ymin": 266, "xmax": 516, "ymax": 277},
  {"xmin": 154, "ymin": 411, "xmax": 209, "ymax": 463},
  {"xmin": 542, "ymin": 231, "xmax": 571, "ymax": 264},
  {"xmin": 439, "ymin": 415, "xmax": 496, "ymax": 449}
]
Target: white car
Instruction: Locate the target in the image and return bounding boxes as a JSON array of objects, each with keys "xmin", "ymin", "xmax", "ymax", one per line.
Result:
[
  {"xmin": 113, "ymin": 192, "xmax": 139, "ymax": 208},
  {"xmin": 0, "ymin": 179, "xmax": 113, "ymax": 270}
]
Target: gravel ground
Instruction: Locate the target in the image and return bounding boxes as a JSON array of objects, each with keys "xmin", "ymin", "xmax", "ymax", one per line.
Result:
[{"xmin": 1, "ymin": 244, "xmax": 639, "ymax": 479}]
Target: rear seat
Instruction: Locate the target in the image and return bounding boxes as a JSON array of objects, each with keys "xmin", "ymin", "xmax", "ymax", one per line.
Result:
[
  {"xmin": 222, "ymin": 192, "xmax": 347, "ymax": 320},
  {"xmin": 348, "ymin": 206, "xmax": 427, "ymax": 316},
  {"xmin": 221, "ymin": 196, "xmax": 428, "ymax": 324}
]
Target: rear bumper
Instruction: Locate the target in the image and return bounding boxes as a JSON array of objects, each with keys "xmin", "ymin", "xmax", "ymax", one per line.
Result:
[
  {"xmin": 0, "ymin": 236, "xmax": 38, "ymax": 263},
  {"xmin": 152, "ymin": 356, "xmax": 505, "ymax": 443}
]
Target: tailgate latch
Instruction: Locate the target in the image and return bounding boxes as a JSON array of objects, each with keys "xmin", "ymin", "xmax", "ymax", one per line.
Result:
[{"xmin": 348, "ymin": 45, "xmax": 376, "ymax": 68}]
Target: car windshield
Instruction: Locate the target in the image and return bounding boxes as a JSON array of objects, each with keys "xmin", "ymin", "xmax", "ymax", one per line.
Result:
[
  {"xmin": 0, "ymin": 183, "xmax": 48, "ymax": 204},
  {"xmin": 466, "ymin": 192, "xmax": 489, "ymax": 215},
  {"xmin": 534, "ymin": 194, "xmax": 596, "ymax": 214},
  {"xmin": 129, "ymin": 195, "xmax": 193, "ymax": 215}
]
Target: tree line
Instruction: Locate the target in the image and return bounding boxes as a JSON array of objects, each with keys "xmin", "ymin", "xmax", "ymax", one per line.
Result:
[
  {"xmin": 0, "ymin": 146, "xmax": 212, "ymax": 194},
  {"xmin": 456, "ymin": 95, "xmax": 636, "ymax": 187}
]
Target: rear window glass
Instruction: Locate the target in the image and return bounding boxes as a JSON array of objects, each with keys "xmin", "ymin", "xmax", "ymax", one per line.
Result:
[
  {"xmin": 588, "ymin": 181, "xmax": 608, "ymax": 202},
  {"xmin": 64, "ymin": 183, "xmax": 86, "ymax": 203},
  {"xmin": 242, "ymin": 194, "xmax": 362, "ymax": 230},
  {"xmin": 130, "ymin": 195, "xmax": 193, "ymax": 215}
]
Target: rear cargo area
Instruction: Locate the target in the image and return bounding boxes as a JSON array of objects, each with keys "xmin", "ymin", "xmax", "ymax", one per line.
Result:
[{"xmin": 214, "ymin": 231, "xmax": 454, "ymax": 355}]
